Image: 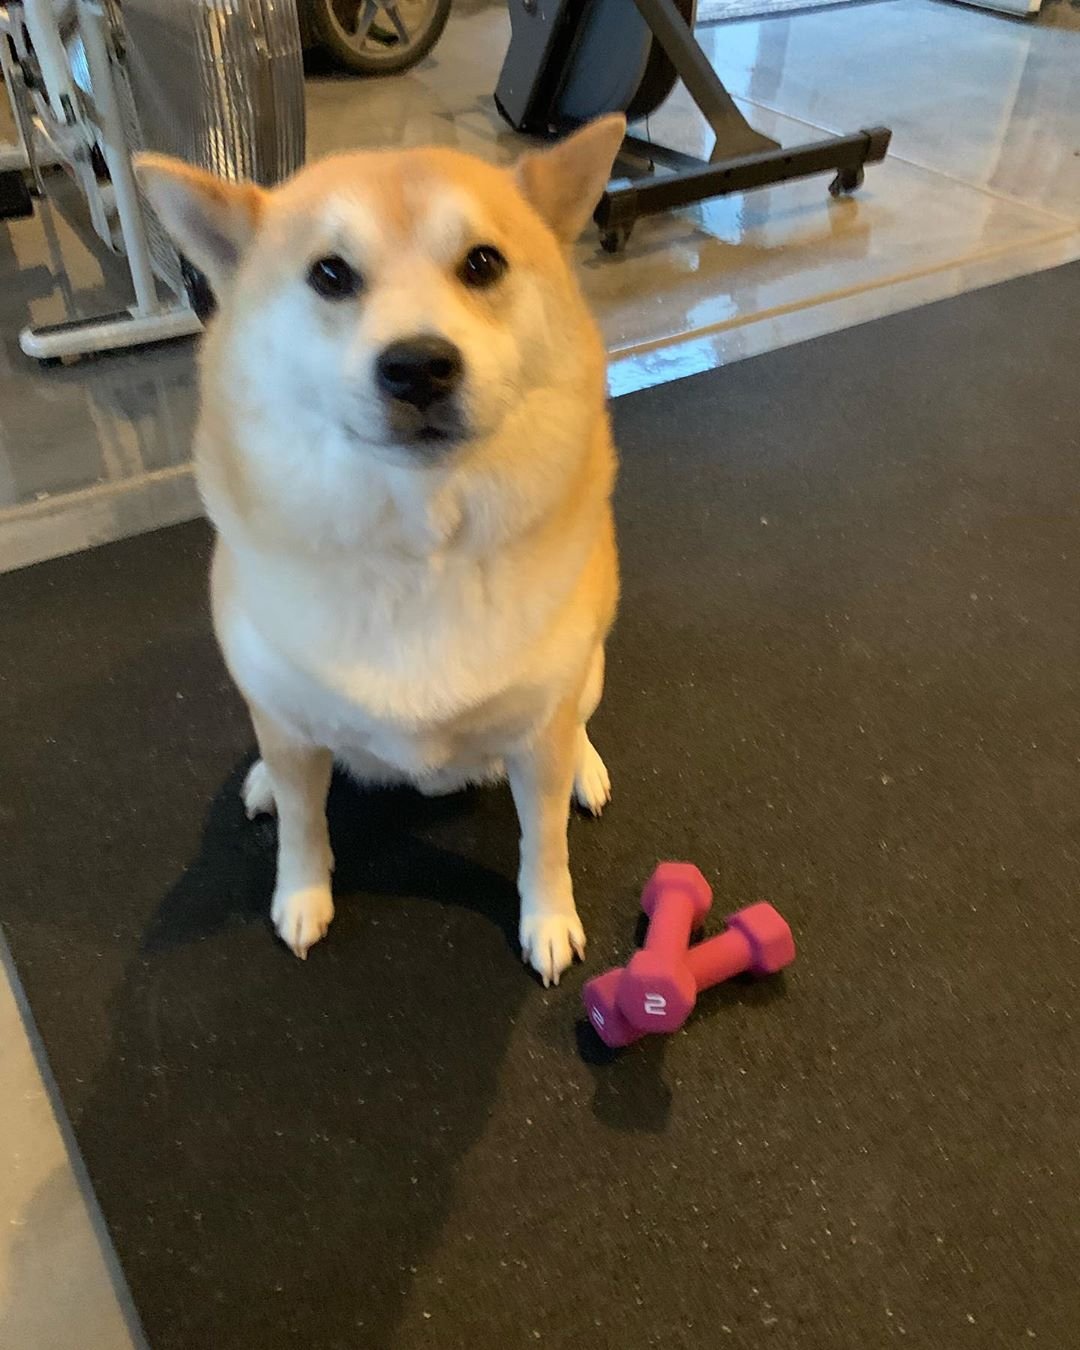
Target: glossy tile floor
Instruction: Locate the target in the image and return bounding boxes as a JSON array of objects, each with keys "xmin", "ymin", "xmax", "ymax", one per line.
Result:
[{"xmin": 1, "ymin": 1, "xmax": 1079, "ymax": 1344}]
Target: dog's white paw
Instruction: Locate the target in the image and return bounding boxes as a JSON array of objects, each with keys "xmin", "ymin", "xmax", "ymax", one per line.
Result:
[
  {"xmin": 573, "ymin": 736, "xmax": 611, "ymax": 816},
  {"xmin": 272, "ymin": 885, "xmax": 334, "ymax": 960},
  {"xmin": 242, "ymin": 759, "xmax": 275, "ymax": 818},
  {"xmin": 520, "ymin": 909, "xmax": 586, "ymax": 988}
]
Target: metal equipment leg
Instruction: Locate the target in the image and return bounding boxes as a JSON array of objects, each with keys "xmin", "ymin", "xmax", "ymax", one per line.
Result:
[{"xmin": 15, "ymin": 1, "xmax": 202, "ymax": 360}]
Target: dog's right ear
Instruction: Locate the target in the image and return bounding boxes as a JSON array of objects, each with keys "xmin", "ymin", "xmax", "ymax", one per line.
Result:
[{"xmin": 134, "ymin": 154, "xmax": 265, "ymax": 289}]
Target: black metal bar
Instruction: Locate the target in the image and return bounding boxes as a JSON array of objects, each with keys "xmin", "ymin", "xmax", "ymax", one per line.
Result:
[
  {"xmin": 631, "ymin": 0, "xmax": 777, "ymax": 158},
  {"xmin": 613, "ymin": 136, "xmax": 708, "ymax": 181},
  {"xmin": 595, "ymin": 127, "xmax": 892, "ymax": 233},
  {"xmin": 622, "ymin": 134, "xmax": 706, "ymax": 175}
]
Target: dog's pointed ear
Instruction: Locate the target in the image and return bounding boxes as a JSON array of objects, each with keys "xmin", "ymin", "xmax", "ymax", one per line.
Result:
[
  {"xmin": 134, "ymin": 154, "xmax": 265, "ymax": 288},
  {"xmin": 516, "ymin": 114, "xmax": 626, "ymax": 245}
]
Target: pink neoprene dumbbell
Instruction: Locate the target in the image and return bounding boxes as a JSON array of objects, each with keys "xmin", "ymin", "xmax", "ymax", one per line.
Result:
[
  {"xmin": 582, "ymin": 901, "xmax": 796, "ymax": 1049},
  {"xmin": 617, "ymin": 862, "xmax": 714, "ymax": 1033}
]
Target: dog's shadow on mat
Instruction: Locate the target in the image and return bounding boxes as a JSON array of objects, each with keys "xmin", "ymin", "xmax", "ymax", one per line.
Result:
[
  {"xmin": 142, "ymin": 760, "xmax": 523, "ymax": 957},
  {"xmin": 74, "ymin": 759, "xmax": 537, "ymax": 1350}
]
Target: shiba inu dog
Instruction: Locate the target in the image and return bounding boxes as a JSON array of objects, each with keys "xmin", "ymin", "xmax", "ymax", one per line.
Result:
[{"xmin": 137, "ymin": 115, "xmax": 625, "ymax": 986}]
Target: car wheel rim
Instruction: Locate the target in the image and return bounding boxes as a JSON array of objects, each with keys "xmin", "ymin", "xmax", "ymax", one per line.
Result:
[{"xmin": 328, "ymin": 0, "xmax": 440, "ymax": 60}]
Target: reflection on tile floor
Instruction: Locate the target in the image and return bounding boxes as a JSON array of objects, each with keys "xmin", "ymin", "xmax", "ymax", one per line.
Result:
[
  {"xmin": 2, "ymin": 0, "xmax": 1079, "ymax": 573},
  {"xmin": 700, "ymin": 0, "xmax": 1080, "ymax": 218}
]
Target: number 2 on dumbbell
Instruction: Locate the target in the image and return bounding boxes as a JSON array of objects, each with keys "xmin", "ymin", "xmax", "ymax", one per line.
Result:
[{"xmin": 643, "ymin": 993, "xmax": 668, "ymax": 1016}]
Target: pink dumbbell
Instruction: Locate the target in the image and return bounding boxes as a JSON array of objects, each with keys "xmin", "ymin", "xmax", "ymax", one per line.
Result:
[
  {"xmin": 617, "ymin": 862, "xmax": 715, "ymax": 1034},
  {"xmin": 583, "ymin": 901, "xmax": 796, "ymax": 1049}
]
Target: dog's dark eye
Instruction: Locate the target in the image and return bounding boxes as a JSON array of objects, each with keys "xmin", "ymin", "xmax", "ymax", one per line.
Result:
[
  {"xmin": 460, "ymin": 244, "xmax": 507, "ymax": 289},
  {"xmin": 307, "ymin": 255, "xmax": 362, "ymax": 301}
]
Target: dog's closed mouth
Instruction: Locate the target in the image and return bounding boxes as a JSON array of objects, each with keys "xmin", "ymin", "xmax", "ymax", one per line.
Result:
[
  {"xmin": 414, "ymin": 424, "xmax": 454, "ymax": 444},
  {"xmin": 344, "ymin": 416, "xmax": 465, "ymax": 456},
  {"xmin": 388, "ymin": 404, "xmax": 469, "ymax": 453}
]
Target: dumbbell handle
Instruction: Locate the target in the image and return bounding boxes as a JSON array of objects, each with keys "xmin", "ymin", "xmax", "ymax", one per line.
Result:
[
  {"xmin": 642, "ymin": 883, "xmax": 702, "ymax": 962},
  {"xmin": 685, "ymin": 926, "xmax": 754, "ymax": 989}
]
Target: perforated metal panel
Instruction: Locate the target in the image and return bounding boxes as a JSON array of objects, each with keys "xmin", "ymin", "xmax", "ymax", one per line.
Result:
[{"xmin": 121, "ymin": 0, "xmax": 305, "ymax": 186}]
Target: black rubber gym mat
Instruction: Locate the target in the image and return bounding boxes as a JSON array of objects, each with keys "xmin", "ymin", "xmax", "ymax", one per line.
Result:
[{"xmin": 2, "ymin": 263, "xmax": 1079, "ymax": 1350}]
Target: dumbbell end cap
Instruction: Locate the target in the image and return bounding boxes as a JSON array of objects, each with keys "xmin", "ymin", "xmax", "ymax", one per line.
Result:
[
  {"xmin": 641, "ymin": 862, "xmax": 713, "ymax": 922},
  {"xmin": 619, "ymin": 950, "xmax": 697, "ymax": 1032},
  {"xmin": 582, "ymin": 967, "xmax": 641, "ymax": 1048},
  {"xmin": 726, "ymin": 902, "xmax": 795, "ymax": 974}
]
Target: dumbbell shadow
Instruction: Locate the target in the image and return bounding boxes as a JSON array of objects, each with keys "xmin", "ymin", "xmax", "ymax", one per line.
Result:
[{"xmin": 575, "ymin": 1015, "xmax": 675, "ymax": 1132}]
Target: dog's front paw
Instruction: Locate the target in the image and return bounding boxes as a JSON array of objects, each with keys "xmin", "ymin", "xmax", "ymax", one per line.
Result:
[
  {"xmin": 573, "ymin": 736, "xmax": 611, "ymax": 817},
  {"xmin": 520, "ymin": 909, "xmax": 586, "ymax": 988},
  {"xmin": 272, "ymin": 884, "xmax": 334, "ymax": 960}
]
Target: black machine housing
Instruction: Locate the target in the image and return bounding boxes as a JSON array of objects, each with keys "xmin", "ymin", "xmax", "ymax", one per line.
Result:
[{"xmin": 495, "ymin": 0, "xmax": 892, "ymax": 252}]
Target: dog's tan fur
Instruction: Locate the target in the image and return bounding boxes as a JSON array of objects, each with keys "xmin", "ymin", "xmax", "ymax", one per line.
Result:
[{"xmin": 137, "ymin": 117, "xmax": 624, "ymax": 984}]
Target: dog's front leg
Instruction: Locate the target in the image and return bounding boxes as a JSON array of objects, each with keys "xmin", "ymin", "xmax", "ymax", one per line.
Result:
[
  {"xmin": 250, "ymin": 706, "xmax": 334, "ymax": 960},
  {"xmin": 508, "ymin": 701, "xmax": 585, "ymax": 986}
]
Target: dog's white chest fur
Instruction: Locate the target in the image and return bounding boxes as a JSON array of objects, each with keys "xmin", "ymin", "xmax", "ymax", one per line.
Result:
[{"xmin": 213, "ymin": 498, "xmax": 587, "ymax": 786}]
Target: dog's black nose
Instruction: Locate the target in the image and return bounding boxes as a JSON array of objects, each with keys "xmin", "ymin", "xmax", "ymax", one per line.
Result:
[{"xmin": 376, "ymin": 336, "xmax": 464, "ymax": 410}]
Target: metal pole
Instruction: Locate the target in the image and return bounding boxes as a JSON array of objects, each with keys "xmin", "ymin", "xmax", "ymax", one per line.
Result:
[{"xmin": 77, "ymin": 0, "xmax": 160, "ymax": 316}]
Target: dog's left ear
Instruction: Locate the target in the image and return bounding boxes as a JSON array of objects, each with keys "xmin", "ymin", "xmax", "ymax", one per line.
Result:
[
  {"xmin": 134, "ymin": 153, "xmax": 266, "ymax": 290},
  {"xmin": 516, "ymin": 114, "xmax": 626, "ymax": 245}
]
